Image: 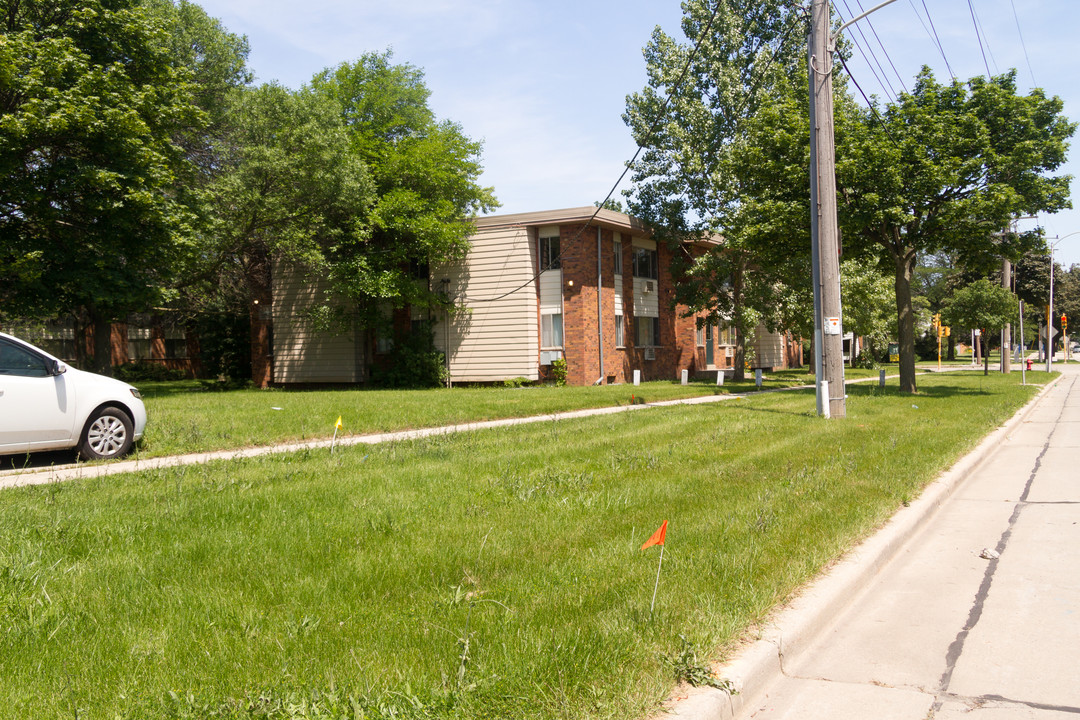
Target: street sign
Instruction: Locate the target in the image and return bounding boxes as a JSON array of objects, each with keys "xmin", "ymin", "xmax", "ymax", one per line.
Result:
[{"xmin": 1039, "ymin": 326, "xmax": 1059, "ymax": 340}]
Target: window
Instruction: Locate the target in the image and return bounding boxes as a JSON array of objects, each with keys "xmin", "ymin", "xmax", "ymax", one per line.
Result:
[
  {"xmin": 635, "ymin": 316, "xmax": 660, "ymax": 347},
  {"xmin": 632, "ymin": 247, "xmax": 658, "ymax": 280},
  {"xmin": 615, "ymin": 314, "xmax": 624, "ymax": 347},
  {"xmin": 376, "ymin": 331, "xmax": 394, "ymax": 355},
  {"xmin": 613, "ymin": 241, "xmax": 622, "ymax": 275},
  {"xmin": 696, "ymin": 324, "xmax": 704, "ymax": 346},
  {"xmin": 164, "ymin": 338, "xmax": 188, "ymax": 359},
  {"xmin": 542, "ymin": 313, "xmax": 563, "ymax": 348},
  {"xmin": 0, "ymin": 340, "xmax": 50, "ymax": 377},
  {"xmin": 719, "ymin": 324, "xmax": 733, "ymax": 346},
  {"xmin": 540, "ymin": 236, "xmax": 561, "ymax": 270}
]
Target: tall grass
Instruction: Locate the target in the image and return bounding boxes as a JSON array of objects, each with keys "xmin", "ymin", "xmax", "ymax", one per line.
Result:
[{"xmin": 0, "ymin": 372, "xmax": 1041, "ymax": 719}]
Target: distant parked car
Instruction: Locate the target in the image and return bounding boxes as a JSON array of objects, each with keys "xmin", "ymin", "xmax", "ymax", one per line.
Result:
[{"xmin": 0, "ymin": 332, "xmax": 147, "ymax": 459}]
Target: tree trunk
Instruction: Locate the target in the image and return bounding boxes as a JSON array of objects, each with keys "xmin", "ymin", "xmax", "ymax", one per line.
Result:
[
  {"xmin": 245, "ymin": 247, "xmax": 273, "ymax": 388},
  {"xmin": 983, "ymin": 332, "xmax": 989, "ymax": 375},
  {"xmin": 732, "ymin": 263, "xmax": 746, "ymax": 382},
  {"xmin": 90, "ymin": 309, "xmax": 113, "ymax": 377},
  {"xmin": 893, "ymin": 251, "xmax": 918, "ymax": 393}
]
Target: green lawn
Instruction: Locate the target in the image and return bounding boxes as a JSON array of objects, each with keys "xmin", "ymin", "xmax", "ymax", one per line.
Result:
[
  {"xmin": 0, "ymin": 371, "xmax": 1050, "ymax": 719},
  {"xmin": 133, "ymin": 368, "xmax": 879, "ymax": 458}
]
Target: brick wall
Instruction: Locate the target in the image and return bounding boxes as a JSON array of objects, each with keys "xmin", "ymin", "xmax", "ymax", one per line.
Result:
[{"xmin": 555, "ymin": 225, "xmax": 718, "ymax": 386}]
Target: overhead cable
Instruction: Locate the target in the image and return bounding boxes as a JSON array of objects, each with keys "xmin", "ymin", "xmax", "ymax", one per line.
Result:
[
  {"xmin": 1009, "ymin": 0, "xmax": 1038, "ymax": 87},
  {"xmin": 966, "ymin": 0, "xmax": 994, "ymax": 80}
]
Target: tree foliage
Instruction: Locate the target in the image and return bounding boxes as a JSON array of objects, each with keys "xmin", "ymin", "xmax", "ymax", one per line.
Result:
[
  {"xmin": 0, "ymin": 0, "xmax": 207, "ymax": 369},
  {"xmin": 942, "ymin": 278, "xmax": 1019, "ymax": 374},
  {"xmin": 311, "ymin": 50, "xmax": 498, "ymax": 315},
  {"xmin": 623, "ymin": 0, "xmax": 810, "ymax": 379},
  {"xmin": 837, "ymin": 69, "xmax": 1074, "ymax": 391}
]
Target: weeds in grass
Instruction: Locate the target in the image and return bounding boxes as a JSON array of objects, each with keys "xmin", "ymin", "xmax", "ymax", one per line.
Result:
[{"xmin": 665, "ymin": 635, "xmax": 735, "ymax": 692}]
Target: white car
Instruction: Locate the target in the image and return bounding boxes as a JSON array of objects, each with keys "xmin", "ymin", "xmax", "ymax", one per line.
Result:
[{"xmin": 0, "ymin": 332, "xmax": 147, "ymax": 459}]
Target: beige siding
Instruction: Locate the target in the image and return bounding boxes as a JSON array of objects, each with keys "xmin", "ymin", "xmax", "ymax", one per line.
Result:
[
  {"xmin": 539, "ymin": 270, "xmax": 562, "ymax": 314},
  {"xmin": 432, "ymin": 225, "xmax": 539, "ymax": 382},
  {"xmin": 753, "ymin": 325, "xmax": 785, "ymax": 369},
  {"xmin": 271, "ymin": 261, "xmax": 363, "ymax": 383},
  {"xmin": 632, "ymin": 277, "xmax": 659, "ymax": 318},
  {"xmin": 631, "ymin": 236, "xmax": 659, "ymax": 317}
]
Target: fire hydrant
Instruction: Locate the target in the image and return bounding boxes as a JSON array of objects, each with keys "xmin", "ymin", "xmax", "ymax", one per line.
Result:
[{"xmin": 1026, "ymin": 359, "xmax": 1033, "ymax": 371}]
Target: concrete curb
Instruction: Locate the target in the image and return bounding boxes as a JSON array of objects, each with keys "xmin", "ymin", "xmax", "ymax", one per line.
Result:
[{"xmin": 659, "ymin": 374, "xmax": 1064, "ymax": 720}]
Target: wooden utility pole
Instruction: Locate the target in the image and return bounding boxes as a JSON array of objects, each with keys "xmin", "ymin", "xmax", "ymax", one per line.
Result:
[{"xmin": 809, "ymin": 0, "xmax": 846, "ymax": 418}]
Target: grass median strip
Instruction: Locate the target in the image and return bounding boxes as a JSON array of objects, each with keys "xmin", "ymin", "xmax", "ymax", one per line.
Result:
[
  {"xmin": 0, "ymin": 371, "xmax": 1043, "ymax": 719},
  {"xmin": 133, "ymin": 369, "xmax": 887, "ymax": 458}
]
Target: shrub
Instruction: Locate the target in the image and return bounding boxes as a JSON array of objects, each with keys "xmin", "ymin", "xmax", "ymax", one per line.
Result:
[
  {"xmin": 550, "ymin": 358, "xmax": 567, "ymax": 386},
  {"xmin": 370, "ymin": 329, "xmax": 447, "ymax": 389},
  {"xmin": 114, "ymin": 362, "xmax": 187, "ymax": 382}
]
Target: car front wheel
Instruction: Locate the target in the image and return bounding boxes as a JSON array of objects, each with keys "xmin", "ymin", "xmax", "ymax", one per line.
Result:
[{"xmin": 79, "ymin": 407, "xmax": 134, "ymax": 460}]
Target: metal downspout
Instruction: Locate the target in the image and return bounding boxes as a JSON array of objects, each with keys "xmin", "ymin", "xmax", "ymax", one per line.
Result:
[{"xmin": 597, "ymin": 225, "xmax": 605, "ymax": 384}]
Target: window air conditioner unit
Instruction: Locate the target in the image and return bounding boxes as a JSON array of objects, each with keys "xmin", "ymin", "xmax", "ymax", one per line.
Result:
[
  {"xmin": 644, "ymin": 347, "xmax": 656, "ymax": 361},
  {"xmin": 644, "ymin": 281, "xmax": 654, "ymax": 293}
]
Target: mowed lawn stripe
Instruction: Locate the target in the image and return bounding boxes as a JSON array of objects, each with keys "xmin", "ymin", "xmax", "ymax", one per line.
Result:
[{"xmin": 0, "ymin": 372, "xmax": 1044, "ymax": 719}]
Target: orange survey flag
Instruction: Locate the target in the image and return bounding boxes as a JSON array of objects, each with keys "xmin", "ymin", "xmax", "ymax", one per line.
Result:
[{"xmin": 641, "ymin": 520, "xmax": 668, "ymax": 550}]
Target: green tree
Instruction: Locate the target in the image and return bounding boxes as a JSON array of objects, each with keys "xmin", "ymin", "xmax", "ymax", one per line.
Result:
[
  {"xmin": 311, "ymin": 51, "xmax": 498, "ymax": 323},
  {"xmin": 0, "ymin": 0, "xmax": 205, "ymax": 372},
  {"xmin": 942, "ymin": 278, "xmax": 1019, "ymax": 375},
  {"xmin": 623, "ymin": 0, "xmax": 810, "ymax": 380},
  {"xmin": 201, "ymin": 83, "xmax": 373, "ymax": 385},
  {"xmin": 841, "ymin": 259, "xmax": 894, "ymax": 366},
  {"xmin": 838, "ymin": 70, "xmax": 1074, "ymax": 392}
]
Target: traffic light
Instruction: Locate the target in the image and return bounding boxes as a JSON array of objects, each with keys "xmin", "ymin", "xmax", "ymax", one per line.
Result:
[
  {"xmin": 932, "ymin": 313, "xmax": 941, "ymax": 334},
  {"xmin": 943, "ymin": 326, "xmax": 951, "ymax": 337},
  {"xmin": 1062, "ymin": 314, "xmax": 1068, "ymax": 332}
]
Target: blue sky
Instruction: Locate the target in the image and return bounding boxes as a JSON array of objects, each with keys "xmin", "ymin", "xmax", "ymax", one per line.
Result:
[{"xmin": 193, "ymin": 0, "xmax": 1080, "ymax": 268}]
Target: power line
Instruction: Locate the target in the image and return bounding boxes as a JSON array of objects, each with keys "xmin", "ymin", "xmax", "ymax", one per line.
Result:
[
  {"xmin": 838, "ymin": 0, "xmax": 898, "ymax": 103},
  {"xmin": 1009, "ymin": 0, "xmax": 1038, "ymax": 87},
  {"xmin": 968, "ymin": 0, "xmax": 999, "ymax": 76},
  {"xmin": 918, "ymin": 0, "xmax": 956, "ymax": 79},
  {"xmin": 853, "ymin": 0, "xmax": 908, "ymax": 93},
  {"xmin": 460, "ymin": 0, "xmax": 731, "ymax": 304},
  {"xmin": 460, "ymin": 4, "xmax": 806, "ymax": 305},
  {"xmin": 836, "ymin": 51, "xmax": 900, "ymax": 149},
  {"xmin": 966, "ymin": 0, "xmax": 992, "ymax": 80}
]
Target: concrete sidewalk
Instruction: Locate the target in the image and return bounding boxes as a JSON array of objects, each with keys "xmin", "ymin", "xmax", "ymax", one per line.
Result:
[
  {"xmin": 0, "ymin": 388, "xmax": 751, "ymax": 490},
  {"xmin": 671, "ymin": 364, "xmax": 1079, "ymax": 720}
]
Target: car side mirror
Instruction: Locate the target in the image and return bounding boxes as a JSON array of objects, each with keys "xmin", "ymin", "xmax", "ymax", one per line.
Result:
[{"xmin": 50, "ymin": 359, "xmax": 68, "ymax": 376}]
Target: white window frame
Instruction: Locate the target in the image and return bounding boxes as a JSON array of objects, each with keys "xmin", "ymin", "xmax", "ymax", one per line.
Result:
[
  {"xmin": 615, "ymin": 313, "xmax": 624, "ymax": 348},
  {"xmin": 541, "ymin": 312, "xmax": 563, "ymax": 349}
]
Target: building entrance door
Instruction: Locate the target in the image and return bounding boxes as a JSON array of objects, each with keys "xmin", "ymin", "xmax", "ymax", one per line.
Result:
[{"xmin": 705, "ymin": 325, "xmax": 715, "ymax": 366}]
